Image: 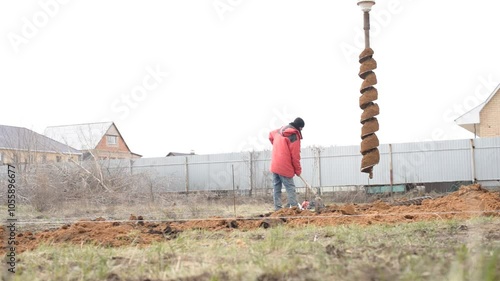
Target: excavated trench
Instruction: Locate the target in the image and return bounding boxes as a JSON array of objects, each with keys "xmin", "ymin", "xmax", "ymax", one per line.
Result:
[{"xmin": 2, "ymin": 184, "xmax": 499, "ymax": 254}]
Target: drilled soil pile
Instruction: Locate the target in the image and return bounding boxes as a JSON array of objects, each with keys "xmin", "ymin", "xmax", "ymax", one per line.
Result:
[{"xmin": 2, "ymin": 184, "xmax": 499, "ymax": 254}]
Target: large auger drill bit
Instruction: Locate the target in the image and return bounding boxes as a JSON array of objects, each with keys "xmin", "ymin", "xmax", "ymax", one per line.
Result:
[{"xmin": 359, "ymin": 47, "xmax": 380, "ymax": 179}]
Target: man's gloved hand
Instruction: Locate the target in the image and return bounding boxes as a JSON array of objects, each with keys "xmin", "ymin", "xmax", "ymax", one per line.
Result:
[{"xmin": 301, "ymin": 200, "xmax": 310, "ymax": 210}]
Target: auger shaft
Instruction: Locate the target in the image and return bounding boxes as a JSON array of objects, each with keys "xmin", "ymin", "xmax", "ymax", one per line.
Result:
[
  {"xmin": 359, "ymin": 48, "xmax": 380, "ymax": 179},
  {"xmin": 363, "ymin": 11, "xmax": 370, "ymax": 49},
  {"xmin": 358, "ymin": 9, "xmax": 380, "ymax": 179}
]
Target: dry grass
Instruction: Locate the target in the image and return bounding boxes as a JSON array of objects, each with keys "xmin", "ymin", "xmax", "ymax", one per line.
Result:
[{"xmin": 9, "ymin": 217, "xmax": 500, "ymax": 281}]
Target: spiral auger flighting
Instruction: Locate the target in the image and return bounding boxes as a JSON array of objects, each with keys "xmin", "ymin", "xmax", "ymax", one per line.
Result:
[{"xmin": 359, "ymin": 47, "xmax": 380, "ymax": 179}]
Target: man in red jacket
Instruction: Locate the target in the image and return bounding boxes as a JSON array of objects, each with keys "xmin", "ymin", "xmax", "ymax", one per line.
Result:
[{"xmin": 269, "ymin": 117, "xmax": 304, "ymax": 210}]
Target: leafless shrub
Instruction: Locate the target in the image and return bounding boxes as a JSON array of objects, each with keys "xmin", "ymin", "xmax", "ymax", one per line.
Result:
[
  {"xmin": 28, "ymin": 171, "xmax": 65, "ymax": 212},
  {"xmin": 330, "ymin": 190, "xmax": 370, "ymax": 204}
]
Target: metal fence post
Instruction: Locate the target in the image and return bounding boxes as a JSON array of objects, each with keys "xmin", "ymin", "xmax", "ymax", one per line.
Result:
[
  {"xmin": 232, "ymin": 164, "xmax": 236, "ymax": 215},
  {"xmin": 314, "ymin": 147, "xmax": 322, "ymax": 189},
  {"xmin": 389, "ymin": 143, "xmax": 394, "ymax": 198},
  {"xmin": 389, "ymin": 144, "xmax": 394, "ymax": 186},
  {"xmin": 185, "ymin": 156, "xmax": 189, "ymax": 193},
  {"xmin": 248, "ymin": 151, "xmax": 253, "ymax": 196},
  {"xmin": 470, "ymin": 139, "xmax": 476, "ymax": 183}
]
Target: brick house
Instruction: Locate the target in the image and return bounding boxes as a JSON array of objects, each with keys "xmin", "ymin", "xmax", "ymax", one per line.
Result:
[
  {"xmin": 0, "ymin": 125, "xmax": 81, "ymax": 165},
  {"xmin": 44, "ymin": 122, "xmax": 141, "ymax": 160},
  {"xmin": 455, "ymin": 83, "xmax": 500, "ymax": 137}
]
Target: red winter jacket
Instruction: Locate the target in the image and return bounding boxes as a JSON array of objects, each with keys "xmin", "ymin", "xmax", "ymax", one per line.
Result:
[{"xmin": 269, "ymin": 125, "xmax": 302, "ymax": 178}]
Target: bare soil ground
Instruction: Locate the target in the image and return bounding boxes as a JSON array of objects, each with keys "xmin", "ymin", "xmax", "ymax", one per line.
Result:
[{"xmin": 2, "ymin": 184, "xmax": 499, "ymax": 255}]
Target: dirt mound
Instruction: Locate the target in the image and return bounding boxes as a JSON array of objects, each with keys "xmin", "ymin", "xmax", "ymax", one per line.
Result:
[{"xmin": 2, "ymin": 184, "xmax": 499, "ymax": 254}]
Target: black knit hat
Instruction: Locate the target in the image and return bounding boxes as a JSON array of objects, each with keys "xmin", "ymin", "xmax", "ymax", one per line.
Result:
[{"xmin": 290, "ymin": 117, "xmax": 305, "ymax": 130}]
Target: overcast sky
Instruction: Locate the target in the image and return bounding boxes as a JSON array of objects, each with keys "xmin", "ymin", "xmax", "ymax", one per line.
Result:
[{"xmin": 1, "ymin": 0, "xmax": 499, "ymax": 157}]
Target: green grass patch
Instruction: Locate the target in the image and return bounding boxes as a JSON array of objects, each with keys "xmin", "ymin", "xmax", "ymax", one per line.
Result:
[{"xmin": 8, "ymin": 217, "xmax": 500, "ymax": 281}]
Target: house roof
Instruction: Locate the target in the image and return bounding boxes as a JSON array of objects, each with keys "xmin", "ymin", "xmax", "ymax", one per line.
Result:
[
  {"xmin": 44, "ymin": 122, "xmax": 114, "ymax": 150},
  {"xmin": 166, "ymin": 152, "xmax": 195, "ymax": 157},
  {"xmin": 0, "ymin": 125, "xmax": 81, "ymax": 154},
  {"xmin": 131, "ymin": 152, "xmax": 143, "ymax": 158},
  {"xmin": 455, "ymin": 83, "xmax": 500, "ymax": 133}
]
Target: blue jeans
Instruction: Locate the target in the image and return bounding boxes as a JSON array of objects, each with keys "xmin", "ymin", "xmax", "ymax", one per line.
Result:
[{"xmin": 272, "ymin": 173, "xmax": 298, "ymax": 210}]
